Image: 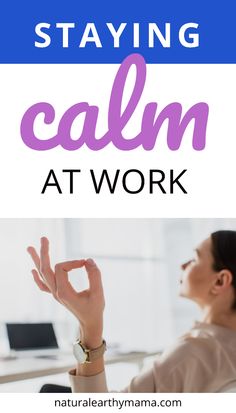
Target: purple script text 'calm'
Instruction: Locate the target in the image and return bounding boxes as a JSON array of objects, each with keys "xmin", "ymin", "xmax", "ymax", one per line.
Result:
[{"xmin": 20, "ymin": 54, "xmax": 209, "ymax": 151}]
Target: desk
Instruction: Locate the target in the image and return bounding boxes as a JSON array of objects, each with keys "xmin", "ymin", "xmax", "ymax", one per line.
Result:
[{"xmin": 0, "ymin": 351, "xmax": 160, "ymax": 384}]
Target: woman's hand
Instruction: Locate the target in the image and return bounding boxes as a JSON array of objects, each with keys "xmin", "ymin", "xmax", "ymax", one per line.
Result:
[{"xmin": 27, "ymin": 237, "xmax": 105, "ymax": 348}]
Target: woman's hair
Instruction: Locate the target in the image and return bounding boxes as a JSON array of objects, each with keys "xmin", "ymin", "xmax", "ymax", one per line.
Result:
[{"xmin": 211, "ymin": 230, "xmax": 236, "ymax": 310}]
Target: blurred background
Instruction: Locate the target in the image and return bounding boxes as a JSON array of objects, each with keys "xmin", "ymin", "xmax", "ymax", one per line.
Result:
[{"xmin": 0, "ymin": 218, "xmax": 235, "ymax": 392}]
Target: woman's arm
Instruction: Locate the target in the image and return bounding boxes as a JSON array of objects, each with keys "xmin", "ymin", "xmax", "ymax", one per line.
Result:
[
  {"xmin": 27, "ymin": 237, "xmax": 163, "ymax": 393},
  {"xmin": 27, "ymin": 237, "xmax": 105, "ymax": 378}
]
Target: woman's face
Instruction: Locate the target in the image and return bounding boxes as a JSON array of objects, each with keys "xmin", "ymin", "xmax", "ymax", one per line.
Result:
[{"xmin": 179, "ymin": 237, "xmax": 217, "ymax": 305}]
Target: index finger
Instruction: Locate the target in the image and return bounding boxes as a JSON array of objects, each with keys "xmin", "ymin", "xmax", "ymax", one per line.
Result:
[
  {"xmin": 54, "ymin": 260, "xmax": 86, "ymax": 303},
  {"xmin": 55, "ymin": 260, "xmax": 86, "ymax": 273}
]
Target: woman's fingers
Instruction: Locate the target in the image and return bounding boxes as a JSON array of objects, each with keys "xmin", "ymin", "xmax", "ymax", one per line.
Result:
[
  {"xmin": 56, "ymin": 260, "xmax": 86, "ymax": 272},
  {"xmin": 40, "ymin": 237, "xmax": 52, "ymax": 272},
  {"xmin": 31, "ymin": 269, "xmax": 51, "ymax": 293},
  {"xmin": 28, "ymin": 241, "xmax": 103, "ymax": 313},
  {"xmin": 28, "ymin": 245, "xmax": 104, "ymax": 326},
  {"xmin": 27, "ymin": 239, "xmax": 55, "ymax": 292},
  {"xmin": 27, "ymin": 246, "xmax": 40, "ymax": 271},
  {"xmin": 54, "ymin": 260, "xmax": 86, "ymax": 303},
  {"xmin": 27, "ymin": 245, "xmax": 52, "ymax": 288},
  {"xmin": 85, "ymin": 258, "xmax": 103, "ymax": 294},
  {"xmin": 40, "ymin": 237, "xmax": 56, "ymax": 291},
  {"xmin": 54, "ymin": 258, "xmax": 103, "ymax": 299}
]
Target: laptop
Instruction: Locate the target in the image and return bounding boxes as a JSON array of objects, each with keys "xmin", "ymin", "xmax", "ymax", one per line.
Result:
[{"xmin": 5, "ymin": 322, "xmax": 60, "ymax": 358}]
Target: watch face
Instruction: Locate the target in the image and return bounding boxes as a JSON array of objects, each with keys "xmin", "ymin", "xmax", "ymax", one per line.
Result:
[{"xmin": 73, "ymin": 343, "xmax": 87, "ymax": 363}]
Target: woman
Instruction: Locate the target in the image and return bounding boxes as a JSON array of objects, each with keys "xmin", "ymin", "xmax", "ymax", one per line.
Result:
[{"xmin": 27, "ymin": 230, "xmax": 236, "ymax": 392}]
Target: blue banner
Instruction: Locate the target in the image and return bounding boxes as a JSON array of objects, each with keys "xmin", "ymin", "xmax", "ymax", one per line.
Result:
[{"xmin": 1, "ymin": 0, "xmax": 235, "ymax": 63}]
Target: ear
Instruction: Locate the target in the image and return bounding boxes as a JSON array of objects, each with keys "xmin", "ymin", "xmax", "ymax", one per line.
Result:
[{"xmin": 211, "ymin": 270, "xmax": 233, "ymax": 295}]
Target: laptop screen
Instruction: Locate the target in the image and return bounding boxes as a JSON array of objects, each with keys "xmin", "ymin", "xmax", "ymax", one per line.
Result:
[{"xmin": 6, "ymin": 323, "xmax": 58, "ymax": 351}]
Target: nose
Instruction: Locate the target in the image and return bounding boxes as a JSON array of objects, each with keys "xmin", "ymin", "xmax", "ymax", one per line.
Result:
[{"xmin": 181, "ymin": 260, "xmax": 192, "ymax": 270}]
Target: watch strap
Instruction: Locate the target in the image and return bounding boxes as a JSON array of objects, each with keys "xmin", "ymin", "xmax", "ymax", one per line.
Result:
[{"xmin": 79, "ymin": 339, "xmax": 106, "ymax": 363}]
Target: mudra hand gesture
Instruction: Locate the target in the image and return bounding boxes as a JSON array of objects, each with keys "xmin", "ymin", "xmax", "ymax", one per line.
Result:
[{"xmin": 27, "ymin": 237, "xmax": 105, "ymax": 349}]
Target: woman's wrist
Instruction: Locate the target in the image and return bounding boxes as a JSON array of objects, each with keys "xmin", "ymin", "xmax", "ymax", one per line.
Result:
[
  {"xmin": 75, "ymin": 327, "xmax": 105, "ymax": 377},
  {"xmin": 79, "ymin": 326, "xmax": 103, "ymax": 349}
]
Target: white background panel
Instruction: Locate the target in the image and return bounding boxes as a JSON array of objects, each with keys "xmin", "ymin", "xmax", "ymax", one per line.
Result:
[{"xmin": 0, "ymin": 63, "xmax": 235, "ymax": 217}]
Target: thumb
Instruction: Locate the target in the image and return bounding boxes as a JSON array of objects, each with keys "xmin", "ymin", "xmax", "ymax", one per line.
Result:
[{"xmin": 85, "ymin": 258, "xmax": 103, "ymax": 293}]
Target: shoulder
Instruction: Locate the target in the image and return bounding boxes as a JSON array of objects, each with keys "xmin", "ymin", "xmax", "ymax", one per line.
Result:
[
  {"xmin": 156, "ymin": 334, "xmax": 216, "ymax": 369},
  {"xmin": 152, "ymin": 335, "xmax": 216, "ymax": 391}
]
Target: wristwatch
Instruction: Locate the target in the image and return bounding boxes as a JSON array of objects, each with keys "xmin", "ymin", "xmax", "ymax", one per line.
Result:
[{"xmin": 73, "ymin": 339, "xmax": 107, "ymax": 364}]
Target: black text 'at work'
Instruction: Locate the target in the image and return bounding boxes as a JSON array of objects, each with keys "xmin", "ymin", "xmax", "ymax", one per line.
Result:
[{"xmin": 41, "ymin": 168, "xmax": 188, "ymax": 194}]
